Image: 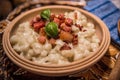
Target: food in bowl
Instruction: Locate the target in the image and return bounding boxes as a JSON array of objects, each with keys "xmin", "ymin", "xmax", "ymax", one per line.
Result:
[{"xmin": 10, "ymin": 9, "xmax": 100, "ymax": 65}]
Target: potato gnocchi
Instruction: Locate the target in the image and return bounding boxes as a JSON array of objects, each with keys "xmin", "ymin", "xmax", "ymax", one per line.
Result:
[{"xmin": 10, "ymin": 10, "xmax": 100, "ymax": 65}]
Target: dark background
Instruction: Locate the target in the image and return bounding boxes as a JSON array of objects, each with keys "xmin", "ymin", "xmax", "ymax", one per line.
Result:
[{"xmin": 0, "ymin": 0, "xmax": 26, "ymax": 21}]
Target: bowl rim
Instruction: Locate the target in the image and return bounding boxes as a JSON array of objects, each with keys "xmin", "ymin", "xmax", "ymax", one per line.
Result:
[{"xmin": 3, "ymin": 5, "xmax": 110, "ymax": 68}]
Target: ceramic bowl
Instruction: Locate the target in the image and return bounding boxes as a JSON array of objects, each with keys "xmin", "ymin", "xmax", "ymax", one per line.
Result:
[{"xmin": 2, "ymin": 5, "xmax": 110, "ymax": 76}]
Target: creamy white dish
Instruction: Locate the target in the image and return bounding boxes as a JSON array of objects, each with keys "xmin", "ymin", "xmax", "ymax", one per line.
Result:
[{"xmin": 10, "ymin": 10, "xmax": 100, "ymax": 64}]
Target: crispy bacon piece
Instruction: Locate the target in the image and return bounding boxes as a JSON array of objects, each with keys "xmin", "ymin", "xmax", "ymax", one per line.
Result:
[
  {"xmin": 38, "ymin": 36, "xmax": 46, "ymax": 44},
  {"xmin": 35, "ymin": 15, "xmax": 41, "ymax": 21},
  {"xmin": 63, "ymin": 26, "xmax": 72, "ymax": 32},
  {"xmin": 65, "ymin": 18, "xmax": 73, "ymax": 26},
  {"xmin": 53, "ymin": 17, "xmax": 60, "ymax": 26},
  {"xmin": 75, "ymin": 24, "xmax": 83, "ymax": 31},
  {"xmin": 74, "ymin": 12, "xmax": 77, "ymax": 19},
  {"xmin": 49, "ymin": 38, "xmax": 56, "ymax": 46},
  {"xmin": 60, "ymin": 19, "xmax": 65, "ymax": 24},
  {"xmin": 60, "ymin": 44, "xmax": 71, "ymax": 50},
  {"xmin": 30, "ymin": 15, "xmax": 41, "ymax": 26},
  {"xmin": 33, "ymin": 23, "xmax": 40, "ymax": 32},
  {"xmin": 39, "ymin": 28, "xmax": 46, "ymax": 36},
  {"xmin": 50, "ymin": 13, "xmax": 55, "ymax": 21},
  {"xmin": 60, "ymin": 23, "xmax": 72, "ymax": 32},
  {"xmin": 72, "ymin": 34, "xmax": 78, "ymax": 45},
  {"xmin": 30, "ymin": 20, "xmax": 34, "ymax": 26},
  {"xmin": 60, "ymin": 23, "xmax": 65, "ymax": 28},
  {"xmin": 83, "ymin": 30, "xmax": 87, "ymax": 32},
  {"xmin": 33, "ymin": 21, "xmax": 45, "ymax": 32},
  {"xmin": 58, "ymin": 14, "xmax": 65, "ymax": 20},
  {"xmin": 59, "ymin": 31, "xmax": 73, "ymax": 42}
]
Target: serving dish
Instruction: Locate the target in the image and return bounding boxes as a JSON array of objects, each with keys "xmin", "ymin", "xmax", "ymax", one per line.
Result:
[{"xmin": 2, "ymin": 5, "xmax": 110, "ymax": 76}]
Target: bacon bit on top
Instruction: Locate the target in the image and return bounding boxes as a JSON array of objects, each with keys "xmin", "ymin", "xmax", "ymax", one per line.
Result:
[
  {"xmin": 33, "ymin": 21, "xmax": 45, "ymax": 32},
  {"xmin": 60, "ymin": 44, "xmax": 71, "ymax": 50},
  {"xmin": 58, "ymin": 14, "xmax": 65, "ymax": 20},
  {"xmin": 30, "ymin": 15, "xmax": 41, "ymax": 26},
  {"xmin": 50, "ymin": 13, "xmax": 55, "ymax": 21},
  {"xmin": 83, "ymin": 30, "xmax": 87, "ymax": 32},
  {"xmin": 30, "ymin": 20, "xmax": 34, "ymax": 26},
  {"xmin": 60, "ymin": 23, "xmax": 72, "ymax": 32},
  {"xmin": 63, "ymin": 26, "xmax": 72, "ymax": 32},
  {"xmin": 49, "ymin": 38, "xmax": 56, "ymax": 46},
  {"xmin": 60, "ymin": 23, "xmax": 66, "ymax": 28},
  {"xmin": 74, "ymin": 12, "xmax": 77, "ymax": 19},
  {"xmin": 38, "ymin": 36, "xmax": 46, "ymax": 44},
  {"xmin": 65, "ymin": 18, "xmax": 73, "ymax": 26},
  {"xmin": 53, "ymin": 17, "xmax": 60, "ymax": 26},
  {"xmin": 75, "ymin": 24, "xmax": 83, "ymax": 31},
  {"xmin": 72, "ymin": 34, "xmax": 78, "ymax": 45},
  {"xmin": 35, "ymin": 15, "xmax": 41, "ymax": 21},
  {"xmin": 39, "ymin": 28, "xmax": 46, "ymax": 36}
]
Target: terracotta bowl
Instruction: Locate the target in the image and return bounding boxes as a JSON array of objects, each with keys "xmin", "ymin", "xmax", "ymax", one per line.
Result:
[{"xmin": 2, "ymin": 5, "xmax": 110, "ymax": 76}]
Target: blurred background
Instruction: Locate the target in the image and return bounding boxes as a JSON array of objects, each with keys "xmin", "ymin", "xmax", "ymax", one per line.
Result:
[
  {"xmin": 0, "ymin": 0, "xmax": 119, "ymax": 21},
  {"xmin": 0, "ymin": 0, "xmax": 27, "ymax": 20},
  {"xmin": 0, "ymin": 0, "xmax": 86, "ymax": 21}
]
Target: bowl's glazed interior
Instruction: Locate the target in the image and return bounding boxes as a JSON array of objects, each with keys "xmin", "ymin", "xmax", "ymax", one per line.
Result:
[{"xmin": 3, "ymin": 5, "xmax": 110, "ymax": 76}]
